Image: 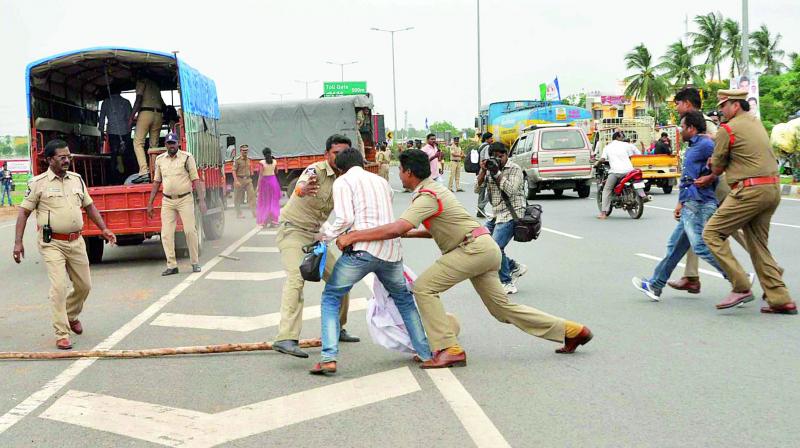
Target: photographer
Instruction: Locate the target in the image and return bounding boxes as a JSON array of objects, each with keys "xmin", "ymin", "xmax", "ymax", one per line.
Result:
[{"xmin": 476, "ymin": 142, "xmax": 528, "ymax": 294}]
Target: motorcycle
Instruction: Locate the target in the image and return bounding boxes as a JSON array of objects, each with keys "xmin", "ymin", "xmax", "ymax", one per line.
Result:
[{"xmin": 594, "ymin": 162, "xmax": 647, "ymax": 219}]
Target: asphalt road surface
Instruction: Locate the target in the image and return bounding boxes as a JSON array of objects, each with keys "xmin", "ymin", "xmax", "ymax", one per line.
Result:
[{"xmin": 1, "ymin": 169, "xmax": 799, "ymax": 447}]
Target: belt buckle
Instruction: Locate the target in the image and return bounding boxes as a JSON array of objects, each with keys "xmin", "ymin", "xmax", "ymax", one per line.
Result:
[{"xmin": 70, "ymin": 232, "xmax": 80, "ymax": 241}]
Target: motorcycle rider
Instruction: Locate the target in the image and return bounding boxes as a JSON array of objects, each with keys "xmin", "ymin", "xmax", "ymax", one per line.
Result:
[{"xmin": 596, "ymin": 131, "xmax": 644, "ymax": 220}]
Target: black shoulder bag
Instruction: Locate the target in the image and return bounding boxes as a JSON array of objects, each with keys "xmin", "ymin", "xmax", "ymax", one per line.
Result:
[{"xmin": 490, "ymin": 173, "xmax": 543, "ymax": 242}]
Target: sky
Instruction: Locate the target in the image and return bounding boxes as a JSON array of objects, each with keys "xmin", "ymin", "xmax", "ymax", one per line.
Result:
[{"xmin": 1, "ymin": 0, "xmax": 798, "ymax": 136}]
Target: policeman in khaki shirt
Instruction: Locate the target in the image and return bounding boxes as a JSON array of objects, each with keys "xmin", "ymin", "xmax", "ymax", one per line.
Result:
[
  {"xmin": 337, "ymin": 149, "xmax": 593, "ymax": 368},
  {"xmin": 13, "ymin": 139, "xmax": 116, "ymax": 350},
  {"xmin": 233, "ymin": 145, "xmax": 256, "ymax": 218},
  {"xmin": 698, "ymin": 89, "xmax": 796, "ymax": 314},
  {"xmin": 272, "ymin": 134, "xmax": 358, "ymax": 359},
  {"xmin": 147, "ymin": 132, "xmax": 206, "ymax": 276},
  {"xmin": 130, "ymin": 76, "xmax": 165, "ymax": 177},
  {"xmin": 447, "ymin": 137, "xmax": 464, "ymax": 192}
]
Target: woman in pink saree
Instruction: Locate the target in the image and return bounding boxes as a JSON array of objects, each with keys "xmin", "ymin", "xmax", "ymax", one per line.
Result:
[{"xmin": 256, "ymin": 147, "xmax": 280, "ymax": 227}]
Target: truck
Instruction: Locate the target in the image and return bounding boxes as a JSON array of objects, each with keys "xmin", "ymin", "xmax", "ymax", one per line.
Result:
[
  {"xmin": 26, "ymin": 47, "xmax": 226, "ymax": 263},
  {"xmin": 477, "ymin": 100, "xmax": 593, "ymax": 149},
  {"xmin": 219, "ymin": 95, "xmax": 379, "ymax": 195}
]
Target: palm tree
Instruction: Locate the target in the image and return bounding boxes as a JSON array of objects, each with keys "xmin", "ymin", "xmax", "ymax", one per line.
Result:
[
  {"xmin": 657, "ymin": 40, "xmax": 707, "ymax": 87},
  {"xmin": 689, "ymin": 12, "xmax": 724, "ymax": 81},
  {"xmin": 623, "ymin": 44, "xmax": 670, "ymax": 114},
  {"xmin": 721, "ymin": 18, "xmax": 743, "ymax": 78},
  {"xmin": 750, "ymin": 24, "xmax": 787, "ymax": 75}
]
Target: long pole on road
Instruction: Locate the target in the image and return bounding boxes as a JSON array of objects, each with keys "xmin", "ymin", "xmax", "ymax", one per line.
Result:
[
  {"xmin": 371, "ymin": 26, "xmax": 413, "ymax": 145},
  {"xmin": 295, "ymin": 80, "xmax": 318, "ymax": 99},
  {"xmin": 477, "ymin": 0, "xmax": 482, "ymax": 113},
  {"xmin": 741, "ymin": 0, "xmax": 750, "ymax": 77},
  {"xmin": 325, "ymin": 60, "xmax": 358, "ymax": 81}
]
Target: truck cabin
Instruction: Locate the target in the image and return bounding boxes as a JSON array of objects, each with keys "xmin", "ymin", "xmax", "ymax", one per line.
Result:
[{"xmin": 27, "ymin": 48, "xmax": 184, "ymax": 186}]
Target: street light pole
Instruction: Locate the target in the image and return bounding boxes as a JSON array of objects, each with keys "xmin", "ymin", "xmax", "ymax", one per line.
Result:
[
  {"xmin": 271, "ymin": 92, "xmax": 290, "ymax": 102},
  {"xmin": 477, "ymin": 0, "xmax": 482, "ymax": 113},
  {"xmin": 294, "ymin": 80, "xmax": 318, "ymax": 99},
  {"xmin": 741, "ymin": 0, "xmax": 750, "ymax": 77},
  {"xmin": 371, "ymin": 26, "xmax": 413, "ymax": 144},
  {"xmin": 325, "ymin": 61, "xmax": 358, "ymax": 82}
]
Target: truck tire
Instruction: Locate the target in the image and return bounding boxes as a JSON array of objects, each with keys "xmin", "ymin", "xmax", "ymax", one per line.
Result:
[
  {"xmin": 662, "ymin": 185, "xmax": 673, "ymax": 194},
  {"xmin": 553, "ymin": 188, "xmax": 564, "ymax": 197},
  {"xmin": 86, "ymin": 237, "xmax": 104, "ymax": 264},
  {"xmin": 202, "ymin": 192, "xmax": 225, "ymax": 240},
  {"xmin": 577, "ymin": 184, "xmax": 591, "ymax": 198}
]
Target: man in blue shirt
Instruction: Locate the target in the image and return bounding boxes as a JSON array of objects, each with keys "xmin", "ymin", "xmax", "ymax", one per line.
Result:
[{"xmin": 632, "ymin": 111, "xmax": 728, "ymax": 301}]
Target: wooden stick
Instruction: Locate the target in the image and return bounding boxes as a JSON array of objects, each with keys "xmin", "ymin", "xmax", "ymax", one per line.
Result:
[{"xmin": 0, "ymin": 338, "xmax": 321, "ymax": 361}]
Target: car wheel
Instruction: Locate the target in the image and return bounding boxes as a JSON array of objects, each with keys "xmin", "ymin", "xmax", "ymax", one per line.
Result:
[
  {"xmin": 553, "ymin": 188, "xmax": 564, "ymax": 197},
  {"xmin": 662, "ymin": 185, "xmax": 673, "ymax": 194},
  {"xmin": 577, "ymin": 184, "xmax": 590, "ymax": 198},
  {"xmin": 524, "ymin": 176, "xmax": 537, "ymax": 200}
]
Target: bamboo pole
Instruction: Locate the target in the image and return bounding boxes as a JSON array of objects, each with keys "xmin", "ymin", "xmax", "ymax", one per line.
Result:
[{"xmin": 0, "ymin": 338, "xmax": 321, "ymax": 361}]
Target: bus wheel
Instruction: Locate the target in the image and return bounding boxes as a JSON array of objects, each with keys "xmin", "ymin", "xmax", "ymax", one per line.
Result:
[{"xmin": 86, "ymin": 237, "xmax": 104, "ymax": 264}]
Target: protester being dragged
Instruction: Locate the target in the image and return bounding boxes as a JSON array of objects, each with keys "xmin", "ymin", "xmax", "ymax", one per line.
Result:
[
  {"xmin": 632, "ymin": 112, "xmax": 730, "ymax": 301},
  {"xmin": 336, "ymin": 149, "xmax": 593, "ymax": 369},
  {"xmin": 475, "ymin": 142, "xmax": 528, "ymax": 294}
]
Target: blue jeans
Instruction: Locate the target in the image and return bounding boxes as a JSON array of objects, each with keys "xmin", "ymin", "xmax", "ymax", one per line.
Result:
[
  {"xmin": 650, "ymin": 200, "xmax": 726, "ymax": 289},
  {"xmin": 486, "ymin": 219, "xmax": 516, "ymax": 284},
  {"xmin": 320, "ymin": 251, "xmax": 432, "ymax": 362},
  {"xmin": 0, "ymin": 183, "xmax": 11, "ymax": 205}
]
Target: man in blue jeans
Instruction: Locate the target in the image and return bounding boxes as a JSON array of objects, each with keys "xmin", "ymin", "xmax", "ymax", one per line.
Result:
[
  {"xmin": 311, "ymin": 148, "xmax": 432, "ymax": 375},
  {"xmin": 632, "ymin": 111, "xmax": 732, "ymax": 301},
  {"xmin": 1, "ymin": 162, "xmax": 12, "ymax": 206},
  {"xmin": 476, "ymin": 142, "xmax": 528, "ymax": 294}
]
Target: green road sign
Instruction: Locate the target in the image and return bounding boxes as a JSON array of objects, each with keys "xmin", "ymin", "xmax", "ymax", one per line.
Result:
[{"xmin": 323, "ymin": 81, "xmax": 367, "ymax": 97}]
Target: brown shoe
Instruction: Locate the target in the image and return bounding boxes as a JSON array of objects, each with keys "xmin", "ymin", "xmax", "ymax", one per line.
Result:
[
  {"xmin": 556, "ymin": 326, "xmax": 593, "ymax": 354},
  {"xmin": 309, "ymin": 361, "xmax": 337, "ymax": 375},
  {"xmin": 69, "ymin": 320, "xmax": 83, "ymax": 335},
  {"xmin": 56, "ymin": 338, "xmax": 72, "ymax": 350},
  {"xmin": 420, "ymin": 348, "xmax": 467, "ymax": 369},
  {"xmin": 760, "ymin": 302, "xmax": 798, "ymax": 315},
  {"xmin": 716, "ymin": 291, "xmax": 754, "ymax": 309},
  {"xmin": 667, "ymin": 277, "xmax": 701, "ymax": 294}
]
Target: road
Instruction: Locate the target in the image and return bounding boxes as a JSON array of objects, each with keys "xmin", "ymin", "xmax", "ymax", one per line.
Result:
[{"xmin": 1, "ymin": 169, "xmax": 799, "ymax": 447}]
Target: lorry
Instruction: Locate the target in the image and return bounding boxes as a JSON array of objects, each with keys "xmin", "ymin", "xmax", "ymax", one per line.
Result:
[
  {"xmin": 477, "ymin": 100, "xmax": 593, "ymax": 148},
  {"xmin": 26, "ymin": 47, "xmax": 225, "ymax": 263},
  {"xmin": 219, "ymin": 95, "xmax": 379, "ymax": 195}
]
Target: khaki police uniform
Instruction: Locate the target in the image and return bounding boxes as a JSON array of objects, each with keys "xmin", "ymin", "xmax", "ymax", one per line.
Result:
[
  {"xmin": 133, "ymin": 78, "xmax": 165, "ymax": 175},
  {"xmin": 233, "ymin": 156, "xmax": 256, "ymax": 216},
  {"xmin": 703, "ymin": 90, "xmax": 793, "ymax": 306},
  {"xmin": 154, "ymin": 151, "xmax": 200, "ymax": 268},
  {"xmin": 355, "ymin": 109, "xmax": 366, "ymax": 156},
  {"xmin": 20, "ymin": 169, "xmax": 93, "ymax": 338},
  {"xmin": 376, "ymin": 150, "xmax": 390, "ymax": 181},
  {"xmin": 400, "ymin": 178, "xmax": 566, "ymax": 351},
  {"xmin": 448, "ymin": 144, "xmax": 464, "ymax": 191},
  {"xmin": 275, "ymin": 161, "xmax": 349, "ymax": 341}
]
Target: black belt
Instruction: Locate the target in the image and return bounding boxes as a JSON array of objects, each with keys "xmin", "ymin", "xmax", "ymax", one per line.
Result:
[
  {"xmin": 140, "ymin": 107, "xmax": 163, "ymax": 113},
  {"xmin": 163, "ymin": 191, "xmax": 191, "ymax": 200}
]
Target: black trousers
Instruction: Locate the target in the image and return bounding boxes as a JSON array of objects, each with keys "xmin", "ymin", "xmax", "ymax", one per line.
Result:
[{"xmin": 108, "ymin": 133, "xmax": 136, "ymax": 184}]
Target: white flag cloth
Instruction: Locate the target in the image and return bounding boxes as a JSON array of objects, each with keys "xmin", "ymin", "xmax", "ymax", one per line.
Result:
[{"xmin": 365, "ymin": 266, "xmax": 418, "ymax": 354}]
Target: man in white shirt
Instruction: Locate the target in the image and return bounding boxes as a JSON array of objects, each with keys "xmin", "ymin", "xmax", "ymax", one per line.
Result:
[
  {"xmin": 310, "ymin": 148, "xmax": 432, "ymax": 375},
  {"xmin": 598, "ymin": 131, "xmax": 641, "ymax": 219}
]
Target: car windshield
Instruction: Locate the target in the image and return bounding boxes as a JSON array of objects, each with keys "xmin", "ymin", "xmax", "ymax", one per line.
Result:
[{"xmin": 540, "ymin": 130, "xmax": 584, "ymax": 150}]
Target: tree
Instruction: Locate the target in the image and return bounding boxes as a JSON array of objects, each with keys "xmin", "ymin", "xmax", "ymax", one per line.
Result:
[
  {"xmin": 689, "ymin": 12, "xmax": 725, "ymax": 81},
  {"xmin": 429, "ymin": 121, "xmax": 459, "ymax": 135},
  {"xmin": 721, "ymin": 18, "xmax": 744, "ymax": 78},
  {"xmin": 14, "ymin": 142, "xmax": 29, "ymax": 157},
  {"xmin": 700, "ymin": 80, "xmax": 729, "ymax": 113},
  {"xmin": 657, "ymin": 40, "xmax": 707, "ymax": 87},
  {"xmin": 623, "ymin": 44, "xmax": 670, "ymax": 114},
  {"xmin": 750, "ymin": 24, "xmax": 787, "ymax": 75},
  {"xmin": 0, "ymin": 144, "xmax": 13, "ymax": 157},
  {"xmin": 562, "ymin": 93, "xmax": 587, "ymax": 108},
  {"xmin": 461, "ymin": 128, "xmax": 476, "ymax": 139}
]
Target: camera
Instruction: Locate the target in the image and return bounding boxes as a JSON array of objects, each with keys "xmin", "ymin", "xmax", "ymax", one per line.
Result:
[{"xmin": 485, "ymin": 157, "xmax": 501, "ymax": 174}]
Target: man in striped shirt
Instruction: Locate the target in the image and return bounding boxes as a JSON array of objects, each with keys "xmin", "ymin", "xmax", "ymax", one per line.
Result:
[{"xmin": 311, "ymin": 148, "xmax": 432, "ymax": 375}]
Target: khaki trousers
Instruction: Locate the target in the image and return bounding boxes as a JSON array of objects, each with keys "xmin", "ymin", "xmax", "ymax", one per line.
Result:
[
  {"xmin": 275, "ymin": 226, "xmax": 349, "ymax": 341},
  {"xmin": 684, "ymin": 177, "xmax": 748, "ymax": 277},
  {"xmin": 378, "ymin": 164, "xmax": 389, "ymax": 181},
  {"xmin": 412, "ymin": 235, "xmax": 565, "ymax": 351},
  {"xmin": 133, "ymin": 110, "xmax": 163, "ymax": 175},
  {"xmin": 703, "ymin": 184, "xmax": 792, "ymax": 306},
  {"xmin": 448, "ymin": 161, "xmax": 462, "ymax": 191},
  {"xmin": 40, "ymin": 237, "xmax": 92, "ymax": 338},
  {"xmin": 234, "ymin": 178, "xmax": 256, "ymax": 215},
  {"xmin": 161, "ymin": 194, "xmax": 199, "ymax": 268}
]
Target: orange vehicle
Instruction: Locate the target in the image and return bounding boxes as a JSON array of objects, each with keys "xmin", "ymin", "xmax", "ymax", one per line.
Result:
[{"xmin": 220, "ymin": 95, "xmax": 378, "ymax": 195}]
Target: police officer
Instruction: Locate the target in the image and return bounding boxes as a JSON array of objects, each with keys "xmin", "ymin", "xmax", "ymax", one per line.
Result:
[
  {"xmin": 147, "ymin": 132, "xmax": 206, "ymax": 276},
  {"xmin": 700, "ymin": 89, "xmax": 796, "ymax": 314},
  {"xmin": 448, "ymin": 137, "xmax": 464, "ymax": 192},
  {"xmin": 130, "ymin": 75, "xmax": 165, "ymax": 179},
  {"xmin": 13, "ymin": 139, "xmax": 117, "ymax": 350},
  {"xmin": 375, "ymin": 141, "xmax": 391, "ymax": 181},
  {"xmin": 336, "ymin": 149, "xmax": 593, "ymax": 368},
  {"xmin": 233, "ymin": 144, "xmax": 256, "ymax": 219},
  {"xmin": 273, "ymin": 134, "xmax": 359, "ymax": 358}
]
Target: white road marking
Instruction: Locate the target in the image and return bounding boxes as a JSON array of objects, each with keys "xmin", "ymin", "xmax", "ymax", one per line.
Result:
[
  {"xmin": 426, "ymin": 369, "xmax": 511, "ymax": 448},
  {"xmin": 781, "ymin": 197, "xmax": 800, "ymax": 202},
  {"xmin": 151, "ymin": 297, "xmax": 368, "ymax": 332},
  {"xmin": 205, "ymin": 271, "xmax": 286, "ymax": 281},
  {"xmin": 40, "ymin": 367, "xmax": 421, "ymax": 448},
  {"xmin": 258, "ymin": 230, "xmax": 278, "ymax": 236},
  {"xmin": 644, "ymin": 205, "xmax": 674, "ymax": 212},
  {"xmin": 635, "ymin": 253, "xmax": 724, "ymax": 278},
  {"xmin": 0, "ymin": 226, "xmax": 264, "ymax": 435},
  {"xmin": 0, "ymin": 221, "xmax": 16, "ymax": 229},
  {"xmin": 237, "ymin": 246, "xmax": 279, "ymax": 253},
  {"xmin": 541, "ymin": 227, "xmax": 583, "ymax": 240},
  {"xmin": 646, "ymin": 205, "xmax": 799, "ymax": 229}
]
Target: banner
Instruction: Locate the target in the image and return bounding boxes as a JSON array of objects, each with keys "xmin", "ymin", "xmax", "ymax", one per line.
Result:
[
  {"xmin": 539, "ymin": 83, "xmax": 547, "ymax": 101},
  {"xmin": 600, "ymin": 95, "xmax": 628, "ymax": 106},
  {"xmin": 546, "ymin": 77, "xmax": 561, "ymax": 101},
  {"xmin": 730, "ymin": 75, "xmax": 760, "ymax": 119}
]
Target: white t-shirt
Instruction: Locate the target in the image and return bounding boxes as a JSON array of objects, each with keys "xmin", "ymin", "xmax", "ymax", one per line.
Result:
[{"xmin": 601, "ymin": 140, "xmax": 640, "ymax": 174}]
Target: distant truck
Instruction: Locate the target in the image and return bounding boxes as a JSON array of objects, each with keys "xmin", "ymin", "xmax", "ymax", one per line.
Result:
[{"xmin": 219, "ymin": 95, "xmax": 379, "ymax": 195}]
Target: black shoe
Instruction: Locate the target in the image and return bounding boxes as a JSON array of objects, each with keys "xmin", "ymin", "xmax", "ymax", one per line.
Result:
[
  {"xmin": 161, "ymin": 267, "xmax": 179, "ymax": 276},
  {"xmin": 339, "ymin": 329, "xmax": 361, "ymax": 343},
  {"xmin": 192, "ymin": 264, "xmax": 201, "ymax": 273},
  {"xmin": 273, "ymin": 340, "xmax": 309, "ymax": 358}
]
